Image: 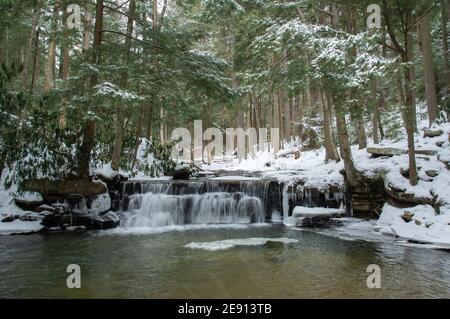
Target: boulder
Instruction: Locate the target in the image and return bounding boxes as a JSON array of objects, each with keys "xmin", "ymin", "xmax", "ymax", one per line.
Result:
[
  {"xmin": 1, "ymin": 215, "xmax": 20, "ymax": 223},
  {"xmin": 425, "ymin": 170, "xmax": 439, "ymax": 178},
  {"xmin": 35, "ymin": 204, "xmax": 56, "ymax": 213},
  {"xmin": 14, "ymin": 192, "xmax": 44, "ymax": 211},
  {"xmin": 423, "ymin": 129, "xmax": 443, "ymax": 138},
  {"xmin": 277, "ymin": 149, "xmax": 301, "ymax": 160},
  {"xmin": 401, "ymin": 211, "xmax": 414, "ymax": 223},
  {"xmin": 23, "ymin": 178, "xmax": 108, "ymax": 197},
  {"xmin": 172, "ymin": 165, "xmax": 192, "ymax": 180},
  {"xmin": 367, "ymin": 147, "xmax": 407, "ymax": 158}
]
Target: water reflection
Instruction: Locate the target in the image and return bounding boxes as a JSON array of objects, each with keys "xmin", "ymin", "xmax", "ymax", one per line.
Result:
[{"xmin": 0, "ymin": 225, "xmax": 449, "ymax": 298}]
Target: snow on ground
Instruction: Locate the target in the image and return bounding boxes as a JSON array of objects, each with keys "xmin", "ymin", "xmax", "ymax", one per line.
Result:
[
  {"xmin": 0, "ymin": 220, "xmax": 43, "ymax": 235},
  {"xmin": 184, "ymin": 237, "xmax": 299, "ymax": 251},
  {"xmin": 376, "ymin": 204, "xmax": 450, "ymax": 247}
]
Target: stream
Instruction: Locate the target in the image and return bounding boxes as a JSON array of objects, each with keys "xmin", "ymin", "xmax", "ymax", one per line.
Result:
[{"xmin": 1, "ymin": 178, "xmax": 449, "ymax": 298}]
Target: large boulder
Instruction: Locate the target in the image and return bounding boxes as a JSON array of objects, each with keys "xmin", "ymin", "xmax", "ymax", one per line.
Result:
[
  {"xmin": 367, "ymin": 148, "xmax": 408, "ymax": 158},
  {"xmin": 23, "ymin": 178, "xmax": 108, "ymax": 197},
  {"xmin": 423, "ymin": 129, "xmax": 443, "ymax": 138},
  {"xmin": 14, "ymin": 192, "xmax": 44, "ymax": 211}
]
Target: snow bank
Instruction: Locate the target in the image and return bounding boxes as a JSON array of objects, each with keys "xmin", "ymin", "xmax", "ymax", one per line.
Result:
[
  {"xmin": 0, "ymin": 220, "xmax": 43, "ymax": 235},
  {"xmin": 184, "ymin": 237, "xmax": 299, "ymax": 251},
  {"xmin": 376, "ymin": 204, "xmax": 450, "ymax": 246}
]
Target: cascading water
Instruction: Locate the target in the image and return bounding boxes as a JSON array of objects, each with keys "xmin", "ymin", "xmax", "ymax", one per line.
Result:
[{"xmin": 120, "ymin": 180, "xmax": 277, "ymax": 228}]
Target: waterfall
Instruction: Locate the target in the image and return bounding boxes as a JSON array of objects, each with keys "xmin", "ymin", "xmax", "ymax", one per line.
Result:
[{"xmin": 120, "ymin": 180, "xmax": 276, "ymax": 228}]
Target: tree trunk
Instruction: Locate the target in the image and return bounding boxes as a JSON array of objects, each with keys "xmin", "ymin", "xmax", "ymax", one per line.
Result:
[
  {"xmin": 77, "ymin": 0, "xmax": 104, "ymax": 179},
  {"xmin": 419, "ymin": 11, "xmax": 439, "ymax": 126},
  {"xmin": 321, "ymin": 90, "xmax": 340, "ymax": 162},
  {"xmin": 0, "ymin": 26, "xmax": 5, "ymax": 63},
  {"xmin": 334, "ymin": 96, "xmax": 362, "ymax": 187},
  {"xmin": 30, "ymin": 27, "xmax": 41, "ymax": 93},
  {"xmin": 404, "ymin": 13, "xmax": 419, "ymax": 186},
  {"xmin": 43, "ymin": 1, "xmax": 59, "ymax": 92},
  {"xmin": 58, "ymin": 3, "xmax": 70, "ymax": 128},
  {"xmin": 442, "ymin": 0, "xmax": 450, "ymax": 88},
  {"xmin": 21, "ymin": 3, "xmax": 40, "ymax": 91},
  {"xmin": 111, "ymin": 0, "xmax": 136, "ymax": 171}
]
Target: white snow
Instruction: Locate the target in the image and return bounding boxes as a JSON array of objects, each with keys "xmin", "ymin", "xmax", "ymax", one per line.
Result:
[
  {"xmin": 0, "ymin": 220, "xmax": 43, "ymax": 235},
  {"xmin": 376, "ymin": 204, "xmax": 450, "ymax": 247},
  {"xmin": 292, "ymin": 206, "xmax": 345, "ymax": 217},
  {"xmin": 184, "ymin": 237, "xmax": 299, "ymax": 251}
]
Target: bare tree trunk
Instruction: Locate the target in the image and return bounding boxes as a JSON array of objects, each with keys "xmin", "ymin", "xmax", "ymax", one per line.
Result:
[
  {"xmin": 419, "ymin": 11, "xmax": 439, "ymax": 126},
  {"xmin": 30, "ymin": 27, "xmax": 41, "ymax": 94},
  {"xmin": 442, "ymin": 0, "xmax": 450, "ymax": 87},
  {"xmin": 442, "ymin": 0, "xmax": 450, "ymax": 117},
  {"xmin": 372, "ymin": 80, "xmax": 381, "ymax": 144},
  {"xmin": 404, "ymin": 13, "xmax": 419, "ymax": 186},
  {"xmin": 111, "ymin": 0, "xmax": 136, "ymax": 171},
  {"xmin": 77, "ymin": 0, "xmax": 104, "ymax": 179},
  {"xmin": 0, "ymin": 26, "xmax": 5, "ymax": 63},
  {"xmin": 43, "ymin": 1, "xmax": 59, "ymax": 92},
  {"xmin": 334, "ymin": 96, "xmax": 362, "ymax": 187},
  {"xmin": 321, "ymin": 90, "xmax": 340, "ymax": 162},
  {"xmin": 21, "ymin": 3, "xmax": 40, "ymax": 91},
  {"xmin": 58, "ymin": 3, "xmax": 70, "ymax": 128}
]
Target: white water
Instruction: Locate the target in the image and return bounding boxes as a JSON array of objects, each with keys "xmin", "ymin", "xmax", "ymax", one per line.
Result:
[
  {"xmin": 184, "ymin": 237, "xmax": 299, "ymax": 251},
  {"xmin": 121, "ymin": 181, "xmax": 268, "ymax": 228}
]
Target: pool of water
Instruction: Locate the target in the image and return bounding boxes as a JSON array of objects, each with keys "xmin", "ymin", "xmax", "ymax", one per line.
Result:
[{"xmin": 0, "ymin": 224, "xmax": 449, "ymax": 298}]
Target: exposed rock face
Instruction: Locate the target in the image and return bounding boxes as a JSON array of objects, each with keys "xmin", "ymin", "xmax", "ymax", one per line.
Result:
[
  {"xmin": 348, "ymin": 176, "xmax": 386, "ymax": 218},
  {"xmin": 96, "ymin": 173, "xmax": 128, "ymax": 211},
  {"xmin": 14, "ymin": 198, "xmax": 44, "ymax": 211},
  {"xmin": 385, "ymin": 184, "xmax": 434, "ymax": 207},
  {"xmin": 42, "ymin": 211, "xmax": 119, "ymax": 230},
  {"xmin": 23, "ymin": 178, "xmax": 108, "ymax": 197}
]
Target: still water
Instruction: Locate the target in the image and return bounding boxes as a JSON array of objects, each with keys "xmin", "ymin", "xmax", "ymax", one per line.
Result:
[{"xmin": 0, "ymin": 224, "xmax": 449, "ymax": 298}]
